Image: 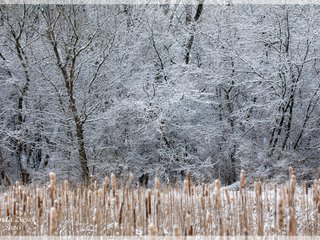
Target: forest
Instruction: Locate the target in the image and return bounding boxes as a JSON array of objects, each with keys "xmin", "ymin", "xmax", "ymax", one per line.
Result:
[{"xmin": 0, "ymin": 3, "xmax": 320, "ymax": 186}]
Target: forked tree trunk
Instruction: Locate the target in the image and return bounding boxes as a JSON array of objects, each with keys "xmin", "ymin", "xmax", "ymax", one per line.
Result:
[{"xmin": 45, "ymin": 13, "xmax": 90, "ymax": 184}]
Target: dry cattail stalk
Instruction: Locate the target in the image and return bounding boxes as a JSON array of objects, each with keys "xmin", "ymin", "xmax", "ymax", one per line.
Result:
[
  {"xmin": 88, "ymin": 190, "xmax": 92, "ymax": 209},
  {"xmin": 206, "ymin": 211, "xmax": 212, "ymax": 227},
  {"xmin": 104, "ymin": 176, "xmax": 109, "ymax": 193},
  {"xmin": 119, "ymin": 202, "xmax": 124, "ymax": 225},
  {"xmin": 133, "ymin": 208, "xmax": 136, "ymax": 235},
  {"xmin": 278, "ymin": 194, "xmax": 284, "ymax": 231},
  {"xmin": 49, "ymin": 207, "xmax": 57, "ymax": 235},
  {"xmin": 98, "ymin": 188, "xmax": 103, "ymax": 206},
  {"xmin": 149, "ymin": 223, "xmax": 157, "ymax": 238},
  {"xmin": 291, "ymin": 174, "xmax": 296, "ymax": 197},
  {"xmin": 5, "ymin": 202, "xmax": 10, "ymax": 217},
  {"xmin": 157, "ymin": 190, "xmax": 161, "ymax": 205},
  {"xmin": 13, "ymin": 199, "xmax": 16, "ymax": 217},
  {"xmin": 155, "ymin": 177, "xmax": 161, "ymax": 191},
  {"xmin": 255, "ymin": 181, "xmax": 262, "ymax": 197},
  {"xmin": 50, "ymin": 172, "xmax": 56, "ymax": 187},
  {"xmin": 125, "ymin": 184, "xmax": 130, "ymax": 210},
  {"xmin": 288, "ymin": 207, "xmax": 297, "ymax": 236},
  {"xmin": 90, "ymin": 175, "xmax": 94, "ymax": 191},
  {"xmin": 201, "ymin": 196, "xmax": 205, "ymax": 211},
  {"xmin": 313, "ymin": 179, "xmax": 319, "ymax": 204},
  {"xmin": 111, "ymin": 173, "xmax": 117, "ymax": 197},
  {"xmin": 187, "ymin": 173, "xmax": 191, "ymax": 196},
  {"xmin": 185, "ymin": 210, "xmax": 192, "ymax": 236},
  {"xmin": 254, "ymin": 181, "xmax": 264, "ymax": 236},
  {"xmin": 183, "ymin": 179, "xmax": 188, "ymax": 195},
  {"xmin": 147, "ymin": 190, "xmax": 152, "ymax": 216},
  {"xmin": 215, "ymin": 179, "xmax": 221, "ymax": 210},
  {"xmin": 57, "ymin": 199, "xmax": 63, "ymax": 226},
  {"xmin": 37, "ymin": 193, "xmax": 43, "ymax": 219},
  {"xmin": 173, "ymin": 224, "xmax": 182, "ymax": 238},
  {"xmin": 93, "ymin": 207, "xmax": 98, "ymax": 224},
  {"xmin": 240, "ymin": 170, "xmax": 247, "ymax": 189},
  {"xmin": 145, "ymin": 196, "xmax": 149, "ymax": 220},
  {"xmin": 64, "ymin": 179, "xmax": 69, "ymax": 192},
  {"xmin": 225, "ymin": 188, "xmax": 231, "ymax": 205},
  {"xmin": 130, "ymin": 173, "xmax": 134, "ymax": 187},
  {"xmin": 49, "ymin": 172, "xmax": 56, "ymax": 207},
  {"xmin": 205, "ymin": 185, "xmax": 209, "ymax": 197},
  {"xmin": 23, "ymin": 191, "xmax": 27, "ymax": 214},
  {"xmin": 304, "ymin": 180, "xmax": 309, "ymax": 195},
  {"xmin": 289, "ymin": 167, "xmax": 295, "ymax": 177}
]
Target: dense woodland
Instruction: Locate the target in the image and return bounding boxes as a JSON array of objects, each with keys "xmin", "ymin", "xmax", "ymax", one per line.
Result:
[{"xmin": 0, "ymin": 4, "xmax": 319, "ymax": 186}]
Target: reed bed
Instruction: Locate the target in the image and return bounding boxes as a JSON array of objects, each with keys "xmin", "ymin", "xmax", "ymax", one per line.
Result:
[{"xmin": 0, "ymin": 169, "xmax": 318, "ymax": 236}]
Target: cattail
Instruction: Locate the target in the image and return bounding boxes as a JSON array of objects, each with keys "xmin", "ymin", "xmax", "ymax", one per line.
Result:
[
  {"xmin": 4, "ymin": 193, "xmax": 9, "ymax": 204},
  {"xmin": 98, "ymin": 188, "xmax": 103, "ymax": 206},
  {"xmin": 119, "ymin": 202, "xmax": 124, "ymax": 225},
  {"xmin": 201, "ymin": 196, "xmax": 205, "ymax": 210},
  {"xmin": 88, "ymin": 190, "xmax": 92, "ymax": 209},
  {"xmin": 304, "ymin": 180, "xmax": 309, "ymax": 195},
  {"xmin": 187, "ymin": 173, "xmax": 191, "ymax": 196},
  {"xmin": 23, "ymin": 191, "xmax": 27, "ymax": 213},
  {"xmin": 149, "ymin": 223, "xmax": 157, "ymax": 237},
  {"xmin": 50, "ymin": 172, "xmax": 56, "ymax": 187},
  {"xmin": 133, "ymin": 208, "xmax": 136, "ymax": 233},
  {"xmin": 147, "ymin": 190, "xmax": 152, "ymax": 216},
  {"xmin": 226, "ymin": 222, "xmax": 231, "ymax": 236},
  {"xmin": 90, "ymin": 175, "xmax": 94, "ymax": 191},
  {"xmin": 57, "ymin": 199, "xmax": 63, "ymax": 225},
  {"xmin": 18, "ymin": 185, "xmax": 22, "ymax": 203},
  {"xmin": 240, "ymin": 170, "xmax": 247, "ymax": 189},
  {"xmin": 291, "ymin": 174, "xmax": 296, "ymax": 196},
  {"xmin": 288, "ymin": 207, "xmax": 297, "ymax": 236},
  {"xmin": 38, "ymin": 193, "xmax": 43, "ymax": 219},
  {"xmin": 5, "ymin": 202, "xmax": 10, "ymax": 217},
  {"xmin": 256, "ymin": 181, "xmax": 262, "ymax": 197},
  {"xmin": 157, "ymin": 190, "xmax": 161, "ymax": 205},
  {"xmin": 111, "ymin": 173, "xmax": 117, "ymax": 196},
  {"xmin": 185, "ymin": 210, "xmax": 192, "ymax": 236},
  {"xmin": 289, "ymin": 167, "xmax": 294, "ymax": 177},
  {"xmin": 145, "ymin": 196, "xmax": 149, "ymax": 220},
  {"xmin": 13, "ymin": 185, "xmax": 16, "ymax": 200},
  {"xmin": 130, "ymin": 173, "xmax": 134, "ymax": 186},
  {"xmin": 278, "ymin": 195, "xmax": 284, "ymax": 230},
  {"xmin": 93, "ymin": 207, "xmax": 99, "ymax": 225},
  {"xmin": 183, "ymin": 179, "xmax": 188, "ymax": 195},
  {"xmin": 313, "ymin": 179, "xmax": 319, "ymax": 204},
  {"xmin": 64, "ymin": 178, "xmax": 69, "ymax": 191},
  {"xmin": 215, "ymin": 179, "xmax": 221, "ymax": 210},
  {"xmin": 225, "ymin": 188, "xmax": 231, "ymax": 205},
  {"xmin": 155, "ymin": 177, "xmax": 161, "ymax": 191},
  {"xmin": 173, "ymin": 224, "xmax": 181, "ymax": 237},
  {"xmin": 4, "ymin": 194, "xmax": 10, "ymax": 217},
  {"xmin": 49, "ymin": 207, "xmax": 57, "ymax": 235},
  {"xmin": 205, "ymin": 185, "xmax": 209, "ymax": 197},
  {"xmin": 206, "ymin": 211, "xmax": 212, "ymax": 224},
  {"xmin": 13, "ymin": 199, "xmax": 16, "ymax": 217},
  {"xmin": 49, "ymin": 172, "xmax": 56, "ymax": 207},
  {"xmin": 104, "ymin": 176, "xmax": 109, "ymax": 193},
  {"xmin": 125, "ymin": 184, "xmax": 130, "ymax": 208}
]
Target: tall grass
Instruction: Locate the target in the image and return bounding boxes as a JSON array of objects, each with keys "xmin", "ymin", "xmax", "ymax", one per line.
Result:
[{"xmin": 0, "ymin": 170, "xmax": 319, "ymax": 236}]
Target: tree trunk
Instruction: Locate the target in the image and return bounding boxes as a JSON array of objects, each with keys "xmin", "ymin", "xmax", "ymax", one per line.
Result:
[
  {"xmin": 46, "ymin": 19, "xmax": 90, "ymax": 183},
  {"xmin": 75, "ymin": 116, "xmax": 90, "ymax": 183},
  {"xmin": 184, "ymin": 0, "xmax": 204, "ymax": 64}
]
